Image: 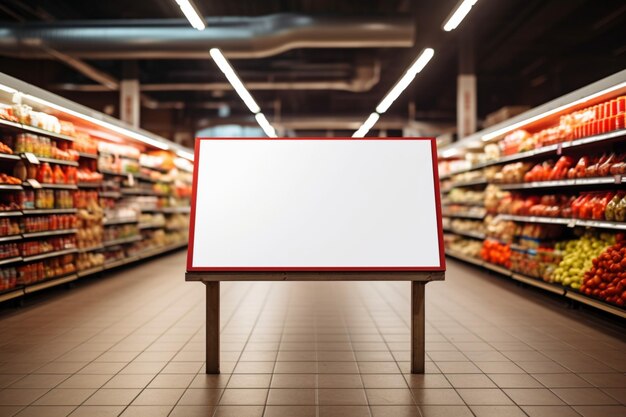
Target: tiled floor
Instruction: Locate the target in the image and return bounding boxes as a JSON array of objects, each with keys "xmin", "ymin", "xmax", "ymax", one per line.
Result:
[{"xmin": 0, "ymin": 251, "xmax": 624, "ymax": 417}]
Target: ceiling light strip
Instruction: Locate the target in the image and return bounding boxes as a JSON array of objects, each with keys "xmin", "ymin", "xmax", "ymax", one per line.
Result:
[
  {"xmin": 443, "ymin": 0, "xmax": 478, "ymax": 32},
  {"xmin": 352, "ymin": 112, "xmax": 380, "ymax": 138},
  {"xmin": 175, "ymin": 0, "xmax": 206, "ymax": 30}
]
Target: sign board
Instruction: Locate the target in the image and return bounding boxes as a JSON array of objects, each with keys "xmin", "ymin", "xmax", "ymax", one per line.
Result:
[{"xmin": 187, "ymin": 138, "xmax": 445, "ymax": 272}]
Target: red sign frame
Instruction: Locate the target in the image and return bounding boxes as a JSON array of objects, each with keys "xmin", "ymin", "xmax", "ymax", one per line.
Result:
[{"xmin": 186, "ymin": 137, "xmax": 446, "ymax": 272}]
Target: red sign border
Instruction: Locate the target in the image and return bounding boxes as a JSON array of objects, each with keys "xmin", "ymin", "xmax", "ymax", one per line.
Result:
[{"xmin": 186, "ymin": 137, "xmax": 446, "ymax": 272}]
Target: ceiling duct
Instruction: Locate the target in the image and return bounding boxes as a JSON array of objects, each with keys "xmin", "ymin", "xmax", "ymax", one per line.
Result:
[{"xmin": 0, "ymin": 14, "xmax": 414, "ymax": 59}]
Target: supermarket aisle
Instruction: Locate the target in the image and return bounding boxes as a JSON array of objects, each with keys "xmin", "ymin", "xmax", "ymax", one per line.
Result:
[{"xmin": 0, "ymin": 252, "xmax": 624, "ymax": 417}]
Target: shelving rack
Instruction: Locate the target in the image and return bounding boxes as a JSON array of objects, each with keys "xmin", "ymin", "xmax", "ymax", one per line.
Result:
[
  {"xmin": 439, "ymin": 69, "xmax": 626, "ymax": 318},
  {"xmin": 0, "ymin": 72, "xmax": 194, "ymax": 303}
]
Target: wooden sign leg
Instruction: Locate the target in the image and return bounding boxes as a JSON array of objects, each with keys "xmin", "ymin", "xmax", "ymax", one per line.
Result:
[
  {"xmin": 411, "ymin": 281, "xmax": 425, "ymax": 373},
  {"xmin": 205, "ymin": 281, "xmax": 220, "ymax": 374}
]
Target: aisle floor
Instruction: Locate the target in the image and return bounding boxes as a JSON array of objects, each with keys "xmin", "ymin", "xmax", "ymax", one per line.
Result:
[{"xmin": 0, "ymin": 251, "xmax": 624, "ymax": 417}]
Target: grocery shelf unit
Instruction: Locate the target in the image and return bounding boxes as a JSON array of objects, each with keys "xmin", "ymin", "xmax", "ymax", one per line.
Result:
[
  {"xmin": 0, "ymin": 72, "xmax": 193, "ymax": 303},
  {"xmin": 439, "ymin": 69, "xmax": 626, "ymax": 318}
]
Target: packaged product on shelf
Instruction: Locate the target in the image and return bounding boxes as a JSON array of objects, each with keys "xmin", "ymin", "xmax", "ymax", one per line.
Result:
[
  {"xmin": 0, "ymin": 173, "xmax": 21, "ymax": 185},
  {"xmin": 0, "ymin": 267, "xmax": 18, "ymax": 291},
  {"xmin": 0, "ymin": 243, "xmax": 20, "ymax": 259},
  {"xmin": 480, "ymin": 239, "xmax": 511, "ymax": 267},
  {"xmin": 0, "ymin": 138, "xmax": 13, "ymax": 154},
  {"xmin": 0, "ymin": 218, "xmax": 20, "ymax": 236}
]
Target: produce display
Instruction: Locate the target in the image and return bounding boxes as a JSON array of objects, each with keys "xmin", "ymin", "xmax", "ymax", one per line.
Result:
[
  {"xmin": 582, "ymin": 236, "xmax": 626, "ymax": 306},
  {"xmin": 552, "ymin": 232, "xmax": 616, "ymax": 289},
  {"xmin": 440, "ymin": 86, "xmax": 626, "ymax": 315}
]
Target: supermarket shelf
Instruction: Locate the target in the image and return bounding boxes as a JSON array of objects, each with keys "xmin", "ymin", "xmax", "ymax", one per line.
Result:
[
  {"xmin": 22, "ymin": 228, "xmax": 78, "ymax": 239},
  {"xmin": 120, "ymin": 188, "xmax": 158, "ymax": 196},
  {"xmin": 77, "ymin": 152, "xmax": 98, "ymax": 159},
  {"xmin": 165, "ymin": 225, "xmax": 188, "ymax": 231},
  {"xmin": 77, "ymin": 182, "xmax": 102, "ymax": 189},
  {"xmin": 497, "ymin": 214, "xmax": 626, "ymax": 230},
  {"xmin": 102, "ymin": 235, "xmax": 142, "ymax": 247},
  {"xmin": 23, "ymin": 208, "xmax": 77, "ymax": 215},
  {"xmin": 442, "ymin": 212, "xmax": 486, "ymax": 220},
  {"xmin": 162, "ymin": 207, "xmax": 191, "ymax": 214},
  {"xmin": 34, "ymin": 156, "xmax": 79, "ymax": 167},
  {"xmin": 99, "ymin": 152, "xmax": 139, "ymax": 162},
  {"xmin": 0, "ymin": 256, "xmax": 22, "ymax": 266},
  {"xmin": 443, "ymin": 129, "xmax": 626, "ymax": 176},
  {"xmin": 77, "ymin": 245, "xmax": 104, "ymax": 253},
  {"xmin": 23, "ymin": 182, "xmax": 78, "ymax": 190},
  {"xmin": 77, "ymin": 265, "xmax": 104, "ymax": 278},
  {"xmin": 446, "ymin": 249, "xmax": 626, "ymax": 318},
  {"xmin": 0, "ymin": 152, "xmax": 20, "ymax": 161},
  {"xmin": 444, "ymin": 249, "xmax": 483, "ymax": 267},
  {"xmin": 22, "ymin": 248, "xmax": 78, "ymax": 263},
  {"xmin": 99, "ymin": 191, "xmax": 121, "ymax": 198},
  {"xmin": 564, "ymin": 290, "xmax": 626, "ymax": 319},
  {"xmin": 139, "ymin": 222, "xmax": 165, "ymax": 229},
  {"xmin": 103, "ymin": 218, "xmax": 138, "ymax": 226},
  {"xmin": 449, "ymin": 178, "xmax": 488, "ymax": 188},
  {"xmin": 442, "ymin": 201, "xmax": 485, "ymax": 207},
  {"xmin": 447, "ymin": 229, "xmax": 486, "ymax": 240},
  {"xmin": 100, "ymin": 169, "xmax": 135, "ymax": 177},
  {"xmin": 24, "ymin": 273, "xmax": 78, "ymax": 294},
  {"xmin": 482, "ymin": 261, "xmax": 513, "ymax": 276},
  {"xmin": 511, "ymin": 273, "xmax": 566, "ymax": 296},
  {"xmin": 0, "ymin": 184, "xmax": 23, "ymax": 191},
  {"xmin": 0, "ymin": 211, "xmax": 22, "ymax": 217},
  {"xmin": 0, "ymin": 234, "xmax": 22, "ymax": 243},
  {"xmin": 104, "ymin": 256, "xmax": 140, "ymax": 269},
  {"xmin": 0, "ymin": 118, "xmax": 75, "ymax": 142},
  {"xmin": 0, "ymin": 288, "xmax": 23, "ymax": 303},
  {"xmin": 138, "ymin": 242, "xmax": 187, "ymax": 260},
  {"xmin": 498, "ymin": 176, "xmax": 624, "ymax": 190}
]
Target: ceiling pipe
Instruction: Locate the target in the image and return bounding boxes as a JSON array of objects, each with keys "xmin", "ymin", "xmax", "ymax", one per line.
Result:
[
  {"xmin": 0, "ymin": 14, "xmax": 414, "ymax": 59},
  {"xmin": 52, "ymin": 62, "xmax": 381, "ymax": 93}
]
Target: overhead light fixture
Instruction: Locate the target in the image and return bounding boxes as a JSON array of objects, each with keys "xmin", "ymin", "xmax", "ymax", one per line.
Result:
[
  {"xmin": 209, "ymin": 48, "xmax": 261, "ymax": 114},
  {"xmin": 209, "ymin": 48, "xmax": 278, "ymax": 138},
  {"xmin": 375, "ymin": 48, "xmax": 434, "ymax": 114},
  {"xmin": 352, "ymin": 112, "xmax": 380, "ymax": 138},
  {"xmin": 351, "ymin": 48, "xmax": 433, "ymax": 137},
  {"xmin": 481, "ymin": 80, "xmax": 626, "ymax": 141},
  {"xmin": 255, "ymin": 113, "xmax": 277, "ymax": 138},
  {"xmin": 174, "ymin": 0, "xmax": 206, "ymax": 30},
  {"xmin": 443, "ymin": 0, "xmax": 478, "ymax": 32}
]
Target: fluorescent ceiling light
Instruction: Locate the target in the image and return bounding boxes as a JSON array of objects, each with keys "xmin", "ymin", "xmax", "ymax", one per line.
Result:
[
  {"xmin": 443, "ymin": 0, "xmax": 478, "ymax": 32},
  {"xmin": 375, "ymin": 48, "xmax": 434, "ymax": 114},
  {"xmin": 23, "ymin": 92, "xmax": 171, "ymax": 150},
  {"xmin": 481, "ymin": 80, "xmax": 626, "ymax": 141},
  {"xmin": 175, "ymin": 0, "xmax": 206, "ymax": 30},
  {"xmin": 255, "ymin": 113, "xmax": 278, "ymax": 138},
  {"xmin": 352, "ymin": 112, "xmax": 380, "ymax": 138},
  {"xmin": 209, "ymin": 48, "xmax": 261, "ymax": 114}
]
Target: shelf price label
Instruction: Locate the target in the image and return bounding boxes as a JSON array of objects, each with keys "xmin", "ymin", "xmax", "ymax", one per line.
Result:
[
  {"xmin": 26, "ymin": 179, "xmax": 42, "ymax": 189},
  {"xmin": 615, "ymin": 175, "xmax": 623, "ymax": 185},
  {"xmin": 567, "ymin": 219, "xmax": 576, "ymax": 228},
  {"xmin": 127, "ymin": 173, "xmax": 135, "ymax": 187},
  {"xmin": 23, "ymin": 153, "xmax": 40, "ymax": 165}
]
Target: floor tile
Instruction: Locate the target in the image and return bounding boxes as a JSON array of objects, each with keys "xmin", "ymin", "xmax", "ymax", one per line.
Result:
[
  {"xmin": 362, "ymin": 374, "xmax": 408, "ymax": 388},
  {"xmin": 263, "ymin": 405, "xmax": 316, "ymax": 417},
  {"xmin": 147, "ymin": 374, "xmax": 194, "ymax": 389},
  {"xmin": 366, "ymin": 388, "xmax": 415, "ymax": 405},
  {"xmin": 318, "ymin": 389, "xmax": 367, "ymax": 405},
  {"xmin": 33, "ymin": 389, "xmax": 95, "ymax": 406},
  {"xmin": 370, "ymin": 405, "xmax": 421, "ymax": 417},
  {"xmin": 177, "ymin": 389, "xmax": 223, "ymax": 405},
  {"xmin": 552, "ymin": 388, "xmax": 620, "ymax": 405},
  {"xmin": 130, "ymin": 388, "xmax": 184, "ymax": 405},
  {"xmin": 67, "ymin": 406, "xmax": 124, "ymax": 417},
  {"xmin": 266, "ymin": 389, "xmax": 315, "ymax": 405},
  {"xmin": 13, "ymin": 406, "xmax": 75, "ymax": 417},
  {"xmin": 470, "ymin": 405, "xmax": 527, "ymax": 417},
  {"xmin": 573, "ymin": 405, "xmax": 626, "ymax": 417},
  {"xmin": 318, "ymin": 406, "xmax": 370, "ymax": 417},
  {"xmin": 418, "ymin": 405, "xmax": 473, "ymax": 417},
  {"xmin": 118, "ymin": 405, "xmax": 173, "ymax": 417},
  {"xmin": 270, "ymin": 374, "xmax": 316, "ymax": 389},
  {"xmin": 212, "ymin": 405, "xmax": 264, "ymax": 417},
  {"xmin": 83, "ymin": 389, "xmax": 141, "ymax": 405},
  {"xmin": 102, "ymin": 374, "xmax": 155, "ymax": 389},
  {"xmin": 522, "ymin": 405, "xmax": 582, "ymax": 417},
  {"xmin": 411, "ymin": 389, "xmax": 464, "ymax": 405},
  {"xmin": 219, "ymin": 389, "xmax": 268, "ymax": 405},
  {"xmin": 456, "ymin": 388, "xmax": 513, "ymax": 405},
  {"xmin": 168, "ymin": 406, "xmax": 215, "ymax": 417},
  {"xmin": 504, "ymin": 388, "xmax": 565, "ymax": 405},
  {"xmin": 488, "ymin": 374, "xmax": 543, "ymax": 388},
  {"xmin": 532, "ymin": 373, "xmax": 593, "ymax": 388},
  {"xmin": 57, "ymin": 375, "xmax": 112, "ymax": 389},
  {"xmin": 446, "ymin": 374, "xmax": 496, "ymax": 388},
  {"xmin": 317, "ymin": 374, "xmax": 362, "ymax": 388}
]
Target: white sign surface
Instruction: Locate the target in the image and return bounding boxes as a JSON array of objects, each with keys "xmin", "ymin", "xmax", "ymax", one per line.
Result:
[{"xmin": 188, "ymin": 139, "xmax": 444, "ymax": 271}]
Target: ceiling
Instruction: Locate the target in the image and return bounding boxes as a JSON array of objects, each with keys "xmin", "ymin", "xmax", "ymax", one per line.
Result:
[{"xmin": 0, "ymin": 0, "xmax": 624, "ymax": 144}]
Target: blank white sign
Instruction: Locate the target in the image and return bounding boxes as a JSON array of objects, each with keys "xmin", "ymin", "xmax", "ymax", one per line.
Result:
[{"xmin": 188, "ymin": 139, "xmax": 443, "ymax": 271}]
